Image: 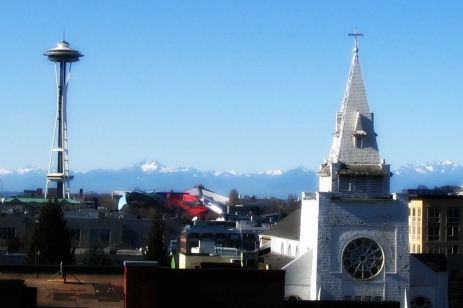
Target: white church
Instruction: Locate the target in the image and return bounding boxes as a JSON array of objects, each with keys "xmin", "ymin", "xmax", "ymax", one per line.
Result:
[{"xmin": 269, "ymin": 30, "xmax": 449, "ymax": 308}]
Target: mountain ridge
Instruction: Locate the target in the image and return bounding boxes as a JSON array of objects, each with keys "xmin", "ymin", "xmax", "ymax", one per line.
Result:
[{"xmin": 0, "ymin": 160, "xmax": 462, "ymax": 198}]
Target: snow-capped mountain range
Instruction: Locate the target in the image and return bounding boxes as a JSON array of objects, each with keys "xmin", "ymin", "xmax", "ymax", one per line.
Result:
[{"xmin": 0, "ymin": 160, "xmax": 462, "ymax": 198}]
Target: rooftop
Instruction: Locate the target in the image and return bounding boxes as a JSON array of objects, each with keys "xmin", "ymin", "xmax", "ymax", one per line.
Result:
[
  {"xmin": 0, "ymin": 271, "xmax": 123, "ymax": 307},
  {"xmin": 263, "ymin": 209, "xmax": 301, "ymax": 240}
]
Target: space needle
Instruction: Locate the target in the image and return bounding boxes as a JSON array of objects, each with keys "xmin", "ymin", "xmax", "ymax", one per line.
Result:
[{"xmin": 44, "ymin": 40, "xmax": 83, "ymax": 199}]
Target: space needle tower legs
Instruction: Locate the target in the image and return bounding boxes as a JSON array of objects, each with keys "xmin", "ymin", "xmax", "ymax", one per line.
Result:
[{"xmin": 44, "ymin": 41, "xmax": 83, "ymax": 199}]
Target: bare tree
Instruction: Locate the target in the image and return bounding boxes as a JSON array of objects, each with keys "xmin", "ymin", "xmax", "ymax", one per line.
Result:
[
  {"xmin": 228, "ymin": 189, "xmax": 239, "ymax": 214},
  {"xmin": 99, "ymin": 193, "xmax": 118, "ymax": 211}
]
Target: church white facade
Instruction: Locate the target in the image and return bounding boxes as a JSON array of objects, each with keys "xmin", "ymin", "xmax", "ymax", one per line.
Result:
[{"xmin": 283, "ymin": 31, "xmax": 448, "ymax": 307}]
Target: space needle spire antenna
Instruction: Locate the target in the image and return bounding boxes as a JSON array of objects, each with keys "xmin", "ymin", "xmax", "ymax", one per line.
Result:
[{"xmin": 44, "ymin": 40, "xmax": 83, "ymax": 199}]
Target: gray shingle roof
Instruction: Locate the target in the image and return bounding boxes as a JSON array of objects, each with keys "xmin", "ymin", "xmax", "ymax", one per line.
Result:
[
  {"xmin": 328, "ymin": 50, "xmax": 381, "ymax": 165},
  {"xmin": 263, "ymin": 209, "xmax": 301, "ymax": 240}
]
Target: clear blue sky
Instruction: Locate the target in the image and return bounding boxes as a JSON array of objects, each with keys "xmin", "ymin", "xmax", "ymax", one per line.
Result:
[{"xmin": 0, "ymin": 1, "xmax": 462, "ymax": 174}]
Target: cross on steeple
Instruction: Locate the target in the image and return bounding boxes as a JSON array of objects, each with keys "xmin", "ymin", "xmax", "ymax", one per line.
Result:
[{"xmin": 348, "ymin": 27, "xmax": 363, "ymax": 52}]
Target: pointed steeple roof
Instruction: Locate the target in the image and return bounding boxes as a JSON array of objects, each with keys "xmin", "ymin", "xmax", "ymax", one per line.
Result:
[
  {"xmin": 318, "ymin": 30, "xmax": 391, "ymax": 198},
  {"xmin": 328, "ymin": 33, "xmax": 380, "ymax": 165}
]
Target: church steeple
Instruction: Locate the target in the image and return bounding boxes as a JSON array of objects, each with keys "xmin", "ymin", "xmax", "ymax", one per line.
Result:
[{"xmin": 318, "ymin": 29, "xmax": 391, "ymax": 198}]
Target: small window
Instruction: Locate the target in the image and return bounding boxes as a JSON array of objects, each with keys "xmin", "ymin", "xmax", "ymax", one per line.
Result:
[
  {"xmin": 356, "ymin": 137, "xmax": 362, "ymax": 149},
  {"xmin": 428, "ymin": 226, "xmax": 440, "ymax": 241},
  {"xmin": 374, "ymin": 296, "xmax": 383, "ymax": 301},
  {"xmin": 69, "ymin": 229, "xmax": 80, "ymax": 242},
  {"xmin": 450, "ymin": 281, "xmax": 459, "ymax": 295},
  {"xmin": 202, "ymin": 233, "xmax": 213, "ymax": 239},
  {"xmin": 0, "ymin": 228, "xmax": 15, "ymax": 240},
  {"xmin": 90, "ymin": 229, "xmax": 110, "ymax": 242},
  {"xmin": 448, "ymin": 208, "xmax": 460, "ymax": 225},
  {"xmin": 451, "ymin": 264, "xmax": 459, "ymax": 276},
  {"xmin": 448, "ymin": 245, "xmax": 459, "ymax": 254},
  {"xmin": 448, "ymin": 226, "xmax": 460, "ymax": 241},
  {"xmin": 355, "ymin": 176, "xmax": 367, "ymax": 192},
  {"xmin": 428, "ymin": 208, "xmax": 441, "ymax": 223},
  {"xmin": 336, "ymin": 112, "xmax": 342, "ymax": 132},
  {"xmin": 428, "ymin": 244, "xmax": 440, "ymax": 253},
  {"xmin": 371, "ymin": 176, "xmax": 383, "ymax": 192},
  {"xmin": 339, "ymin": 175, "xmax": 351, "ymax": 191},
  {"xmin": 364, "ymin": 296, "xmax": 372, "ymax": 301}
]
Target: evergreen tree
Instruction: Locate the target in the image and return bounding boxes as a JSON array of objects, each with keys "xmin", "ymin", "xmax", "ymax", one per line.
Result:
[
  {"xmin": 143, "ymin": 211, "xmax": 169, "ymax": 266},
  {"xmin": 24, "ymin": 198, "xmax": 72, "ymax": 265},
  {"xmin": 79, "ymin": 243, "xmax": 113, "ymax": 266},
  {"xmin": 7, "ymin": 236, "xmax": 22, "ymax": 253}
]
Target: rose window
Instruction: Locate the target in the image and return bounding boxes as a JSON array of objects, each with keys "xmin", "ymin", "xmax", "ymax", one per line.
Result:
[
  {"xmin": 410, "ymin": 296, "xmax": 432, "ymax": 308},
  {"xmin": 342, "ymin": 237, "xmax": 384, "ymax": 280}
]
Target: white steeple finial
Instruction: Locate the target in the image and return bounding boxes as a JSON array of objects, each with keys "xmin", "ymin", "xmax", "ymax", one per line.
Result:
[{"xmin": 348, "ymin": 27, "xmax": 363, "ymax": 53}]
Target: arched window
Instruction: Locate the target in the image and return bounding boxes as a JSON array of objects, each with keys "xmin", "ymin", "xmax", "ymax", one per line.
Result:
[
  {"xmin": 285, "ymin": 295, "xmax": 301, "ymax": 301},
  {"xmin": 295, "ymin": 245, "xmax": 299, "ymax": 258},
  {"xmin": 287, "ymin": 244, "xmax": 291, "ymax": 257},
  {"xmin": 281, "ymin": 243, "xmax": 284, "ymax": 255}
]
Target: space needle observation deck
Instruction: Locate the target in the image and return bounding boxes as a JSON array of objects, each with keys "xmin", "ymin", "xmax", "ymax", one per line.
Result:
[{"xmin": 44, "ymin": 41, "xmax": 83, "ymax": 199}]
